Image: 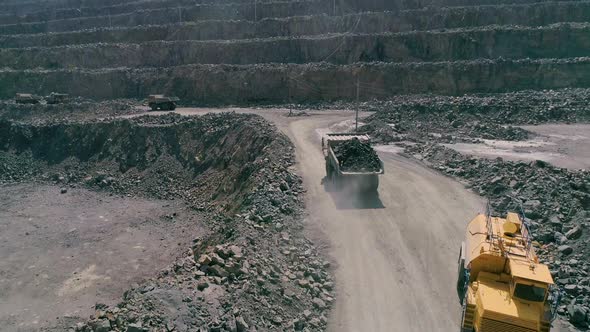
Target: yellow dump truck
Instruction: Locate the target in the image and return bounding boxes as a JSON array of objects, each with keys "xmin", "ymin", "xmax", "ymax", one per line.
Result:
[{"xmin": 457, "ymin": 208, "xmax": 561, "ymax": 332}]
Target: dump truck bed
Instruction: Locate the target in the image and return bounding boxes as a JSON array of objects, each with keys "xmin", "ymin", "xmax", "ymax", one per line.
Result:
[{"xmin": 323, "ymin": 133, "xmax": 384, "ymax": 175}]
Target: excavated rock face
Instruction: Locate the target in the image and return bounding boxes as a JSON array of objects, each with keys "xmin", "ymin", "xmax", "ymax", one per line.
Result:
[
  {"xmin": 1, "ymin": 0, "xmax": 589, "ymax": 104},
  {"xmin": 0, "ymin": 113, "xmax": 272, "ymax": 209},
  {"xmin": 333, "ymin": 138, "xmax": 381, "ymax": 172}
]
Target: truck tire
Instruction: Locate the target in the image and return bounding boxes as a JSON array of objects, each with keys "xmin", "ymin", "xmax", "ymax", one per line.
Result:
[{"xmin": 169, "ymin": 102, "xmax": 176, "ymax": 110}]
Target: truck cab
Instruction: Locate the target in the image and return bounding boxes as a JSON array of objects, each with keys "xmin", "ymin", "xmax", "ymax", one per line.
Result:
[{"xmin": 457, "ymin": 211, "xmax": 560, "ymax": 332}]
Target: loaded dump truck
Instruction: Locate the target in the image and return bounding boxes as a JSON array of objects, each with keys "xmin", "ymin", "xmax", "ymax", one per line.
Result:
[
  {"xmin": 15, "ymin": 93, "xmax": 40, "ymax": 104},
  {"xmin": 46, "ymin": 93, "xmax": 69, "ymax": 104},
  {"xmin": 148, "ymin": 95, "xmax": 179, "ymax": 111},
  {"xmin": 457, "ymin": 208, "xmax": 561, "ymax": 332},
  {"xmin": 322, "ymin": 133, "xmax": 384, "ymax": 192}
]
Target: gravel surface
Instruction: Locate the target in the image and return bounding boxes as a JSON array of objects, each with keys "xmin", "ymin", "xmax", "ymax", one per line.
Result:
[
  {"xmin": 350, "ymin": 88, "xmax": 590, "ymax": 330},
  {"xmin": 405, "ymin": 143, "xmax": 589, "ymax": 328},
  {"xmin": 333, "ymin": 139, "xmax": 381, "ymax": 172},
  {"xmin": 0, "ymin": 113, "xmax": 333, "ymax": 332}
]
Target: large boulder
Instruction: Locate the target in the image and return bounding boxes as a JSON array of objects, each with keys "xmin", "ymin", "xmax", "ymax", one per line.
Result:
[{"xmin": 568, "ymin": 304, "xmax": 588, "ymax": 326}]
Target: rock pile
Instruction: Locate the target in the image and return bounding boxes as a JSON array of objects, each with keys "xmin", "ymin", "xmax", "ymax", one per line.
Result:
[
  {"xmin": 333, "ymin": 139, "xmax": 381, "ymax": 172},
  {"xmin": 0, "ymin": 113, "xmax": 333, "ymax": 331},
  {"xmin": 406, "ymin": 143, "xmax": 589, "ymax": 328},
  {"xmin": 280, "ymin": 88, "xmax": 590, "ymax": 144},
  {"xmin": 0, "ymin": 98, "xmax": 141, "ymax": 124}
]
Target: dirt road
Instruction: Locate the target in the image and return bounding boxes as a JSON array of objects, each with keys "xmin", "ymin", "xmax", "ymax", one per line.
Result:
[
  {"xmin": 162, "ymin": 108, "xmax": 485, "ymax": 331},
  {"xmin": 287, "ymin": 115, "xmax": 485, "ymax": 331}
]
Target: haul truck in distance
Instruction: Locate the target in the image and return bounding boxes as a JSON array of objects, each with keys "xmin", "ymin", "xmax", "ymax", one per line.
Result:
[
  {"xmin": 322, "ymin": 133, "xmax": 384, "ymax": 193},
  {"xmin": 457, "ymin": 208, "xmax": 561, "ymax": 332},
  {"xmin": 148, "ymin": 95, "xmax": 179, "ymax": 111}
]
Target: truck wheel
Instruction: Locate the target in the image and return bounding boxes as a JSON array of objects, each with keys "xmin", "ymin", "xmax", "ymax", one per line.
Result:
[
  {"xmin": 169, "ymin": 102, "xmax": 176, "ymax": 110},
  {"xmin": 459, "ymin": 298, "xmax": 474, "ymax": 332}
]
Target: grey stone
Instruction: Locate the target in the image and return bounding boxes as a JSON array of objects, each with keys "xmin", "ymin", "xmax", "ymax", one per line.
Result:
[
  {"xmin": 235, "ymin": 316, "xmax": 249, "ymax": 332},
  {"xmin": 558, "ymin": 245, "xmax": 574, "ymax": 255},
  {"xmin": 271, "ymin": 316, "xmax": 283, "ymax": 325},
  {"xmin": 292, "ymin": 318, "xmax": 305, "ymax": 331},
  {"xmin": 197, "ymin": 254, "xmax": 212, "ymax": 266},
  {"xmin": 555, "ymin": 232, "xmax": 568, "ymax": 245},
  {"xmin": 566, "ymin": 225, "xmax": 583, "ymax": 240},
  {"xmin": 93, "ymin": 319, "xmax": 111, "ymax": 332},
  {"xmin": 127, "ymin": 323, "xmax": 145, "ymax": 332},
  {"xmin": 209, "ymin": 265, "xmax": 229, "ymax": 278},
  {"xmin": 568, "ymin": 304, "xmax": 587, "ymax": 325},
  {"xmin": 549, "ymin": 215, "xmax": 562, "ymax": 225},
  {"xmin": 298, "ymin": 279, "xmax": 310, "ymax": 289},
  {"xmin": 197, "ymin": 281, "xmax": 209, "ymax": 291},
  {"xmin": 210, "ymin": 253, "xmax": 225, "ymax": 266},
  {"xmin": 312, "ymin": 298, "xmax": 326, "ymax": 309},
  {"xmin": 524, "ymin": 200, "xmax": 541, "ymax": 210},
  {"xmin": 564, "ymin": 284, "xmax": 578, "ymax": 295}
]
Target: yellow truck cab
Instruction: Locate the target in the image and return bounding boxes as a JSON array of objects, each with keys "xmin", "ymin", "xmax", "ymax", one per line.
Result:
[{"xmin": 457, "ymin": 210, "xmax": 561, "ymax": 332}]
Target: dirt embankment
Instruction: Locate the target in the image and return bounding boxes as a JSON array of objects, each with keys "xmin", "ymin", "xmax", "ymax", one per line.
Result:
[
  {"xmin": 3, "ymin": 2, "xmax": 588, "ymax": 48},
  {"xmin": 0, "ymin": 113, "xmax": 333, "ymax": 331}
]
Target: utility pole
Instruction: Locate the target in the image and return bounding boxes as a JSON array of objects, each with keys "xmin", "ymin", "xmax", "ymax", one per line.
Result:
[
  {"xmin": 355, "ymin": 77, "xmax": 360, "ymax": 132},
  {"xmin": 288, "ymin": 80, "xmax": 292, "ymax": 116},
  {"xmin": 178, "ymin": 6, "xmax": 182, "ymax": 23},
  {"xmin": 333, "ymin": 0, "xmax": 336, "ymax": 16},
  {"xmin": 254, "ymin": 0, "xmax": 257, "ymax": 22}
]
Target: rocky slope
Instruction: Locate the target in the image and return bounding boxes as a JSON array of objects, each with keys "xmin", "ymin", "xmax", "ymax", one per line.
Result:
[
  {"xmin": 355, "ymin": 89, "xmax": 590, "ymax": 329},
  {"xmin": 0, "ymin": 113, "xmax": 333, "ymax": 331}
]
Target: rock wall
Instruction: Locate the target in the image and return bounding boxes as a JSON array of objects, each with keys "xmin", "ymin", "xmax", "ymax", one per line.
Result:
[
  {"xmin": 1, "ymin": 58, "xmax": 589, "ymax": 103},
  {"xmin": 3, "ymin": 2, "xmax": 589, "ymax": 48}
]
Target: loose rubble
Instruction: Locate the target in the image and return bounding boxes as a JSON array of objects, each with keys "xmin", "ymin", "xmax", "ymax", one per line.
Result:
[
  {"xmin": 0, "ymin": 98, "xmax": 141, "ymax": 124},
  {"xmin": 406, "ymin": 143, "xmax": 589, "ymax": 328},
  {"xmin": 333, "ymin": 139, "xmax": 381, "ymax": 172},
  {"xmin": 338, "ymin": 87, "xmax": 590, "ymax": 329},
  {"xmin": 0, "ymin": 113, "xmax": 333, "ymax": 331}
]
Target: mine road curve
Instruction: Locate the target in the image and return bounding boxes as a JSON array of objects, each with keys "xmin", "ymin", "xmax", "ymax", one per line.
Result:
[{"xmin": 152, "ymin": 108, "xmax": 487, "ymax": 331}]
